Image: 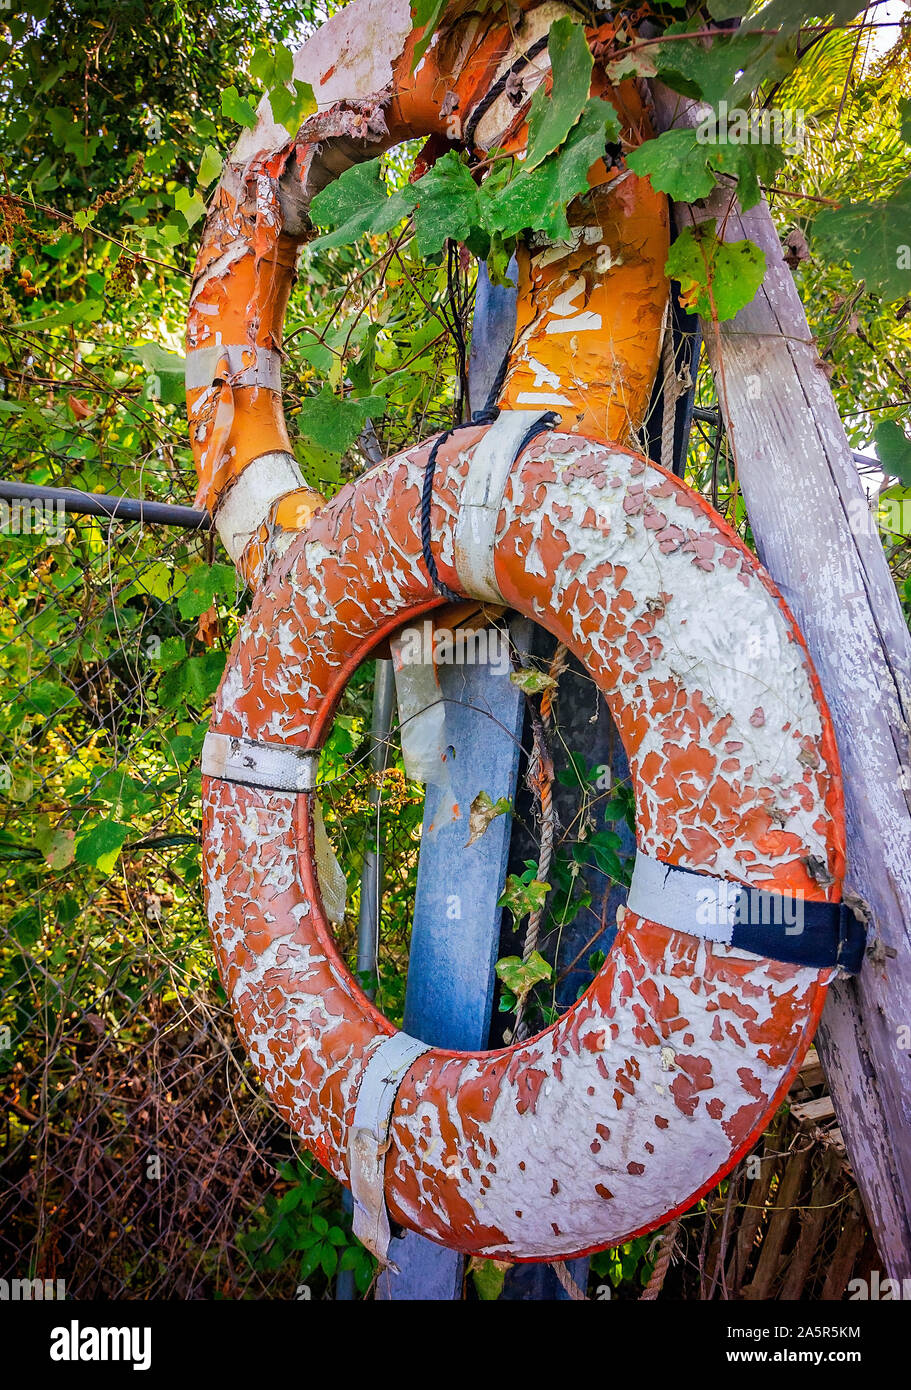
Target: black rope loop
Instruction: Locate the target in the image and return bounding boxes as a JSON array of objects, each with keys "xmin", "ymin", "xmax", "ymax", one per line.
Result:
[
  {"xmin": 462, "ymin": 32, "xmax": 550, "ymax": 153},
  {"xmin": 419, "ymin": 327, "xmax": 558, "ymax": 600}
]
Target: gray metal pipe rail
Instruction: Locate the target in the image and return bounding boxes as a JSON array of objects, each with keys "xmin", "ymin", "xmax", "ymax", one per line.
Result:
[{"xmin": 0, "ymin": 480, "xmax": 212, "ymax": 529}]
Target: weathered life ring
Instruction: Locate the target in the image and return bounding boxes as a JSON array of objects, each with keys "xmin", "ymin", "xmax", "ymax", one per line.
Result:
[{"xmin": 188, "ymin": 0, "xmax": 862, "ymax": 1263}]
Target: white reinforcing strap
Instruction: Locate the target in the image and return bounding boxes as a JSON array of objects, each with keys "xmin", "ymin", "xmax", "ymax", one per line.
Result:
[
  {"xmin": 628, "ymin": 851, "xmax": 789, "ymax": 947},
  {"xmin": 349, "ymin": 1031, "xmax": 432, "ymax": 1263},
  {"xmin": 214, "ymin": 451, "xmax": 306, "ymax": 562},
  {"xmin": 202, "ymin": 730, "xmax": 319, "ymax": 792},
  {"xmin": 185, "ymin": 343, "xmax": 283, "ymax": 393},
  {"xmin": 628, "ymin": 851, "xmax": 740, "ymax": 945},
  {"xmin": 453, "ymin": 410, "xmax": 550, "ymax": 603}
]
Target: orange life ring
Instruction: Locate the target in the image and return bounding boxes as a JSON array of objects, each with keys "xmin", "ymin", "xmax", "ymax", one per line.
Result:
[{"xmin": 188, "ymin": 0, "xmax": 858, "ymax": 1263}]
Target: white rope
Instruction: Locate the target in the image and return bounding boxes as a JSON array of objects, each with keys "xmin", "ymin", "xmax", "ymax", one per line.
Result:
[{"xmin": 550, "ymin": 1260, "xmax": 588, "ymax": 1301}]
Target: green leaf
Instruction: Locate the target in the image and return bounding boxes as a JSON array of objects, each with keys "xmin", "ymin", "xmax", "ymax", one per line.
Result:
[
  {"xmin": 130, "ymin": 343, "xmax": 186, "ymax": 406},
  {"xmin": 278, "ymin": 1186, "xmax": 304, "ymax": 1214},
  {"xmin": 875, "ymin": 421, "xmax": 911, "ymax": 486},
  {"xmin": 221, "ymin": 84, "xmax": 258, "ymax": 129},
  {"xmin": 296, "ymin": 386, "xmax": 385, "ymax": 453},
  {"xmin": 26, "ymin": 678, "xmax": 73, "ymax": 717},
  {"xmin": 250, "ymin": 42, "xmax": 293, "ymax": 90},
  {"xmin": 510, "ymin": 666, "xmax": 557, "ymax": 695},
  {"xmin": 877, "ymin": 484, "xmax": 911, "ymax": 539},
  {"xmin": 707, "ymin": 0, "xmax": 751, "ymax": 15},
  {"xmin": 655, "ymin": 30, "xmax": 764, "ymax": 105},
  {"xmin": 665, "ymin": 222, "xmax": 766, "ymax": 322},
  {"xmin": 155, "ymin": 636, "xmax": 186, "ymax": 670},
  {"xmin": 121, "ymin": 560, "xmax": 186, "ymax": 604},
  {"xmin": 526, "ymin": 17, "xmax": 593, "ymax": 169},
  {"xmin": 626, "ymin": 129, "xmax": 717, "ymax": 204},
  {"xmin": 498, "ymin": 875, "xmax": 550, "ymax": 923},
  {"xmin": 198, "ymin": 144, "xmax": 223, "ymax": 187},
  {"xmin": 708, "ymin": 138, "xmax": 786, "ymax": 212},
  {"xmin": 410, "ymin": 0, "xmax": 448, "ymax": 70},
  {"xmin": 630, "ymin": 121, "xmax": 785, "ymax": 217},
  {"xmin": 25, "ymin": 298, "xmax": 104, "ymax": 331},
  {"xmin": 159, "ymin": 651, "xmax": 226, "ymax": 710},
  {"xmin": 465, "ymin": 789, "xmax": 511, "ymax": 848},
  {"xmin": 485, "ymin": 98, "xmax": 619, "ymax": 243},
  {"xmin": 469, "ymin": 1256, "xmax": 508, "ymax": 1301},
  {"xmin": 297, "ymin": 338, "xmax": 334, "ymax": 375},
  {"xmin": 42, "ymin": 827, "xmax": 76, "ymax": 870},
  {"xmin": 813, "ymin": 181, "xmax": 911, "ymax": 302},
  {"xmin": 900, "ymin": 98, "xmax": 911, "ymax": 149},
  {"xmin": 9, "ymin": 905, "xmax": 42, "ymax": 947},
  {"xmin": 269, "ymin": 79, "xmax": 316, "ymax": 133},
  {"xmin": 309, "ymin": 159, "xmax": 416, "ymax": 252},
  {"xmin": 411, "ymin": 152, "xmax": 480, "ymax": 255},
  {"xmin": 177, "ymin": 562, "xmax": 236, "ymax": 619},
  {"xmin": 584, "ymin": 828, "xmax": 624, "ymax": 877},
  {"xmin": 75, "ymin": 820, "xmax": 131, "ymax": 874},
  {"xmin": 495, "ymin": 950, "xmax": 552, "ymax": 1004},
  {"xmin": 174, "ymin": 185, "xmax": 206, "ymax": 229}
]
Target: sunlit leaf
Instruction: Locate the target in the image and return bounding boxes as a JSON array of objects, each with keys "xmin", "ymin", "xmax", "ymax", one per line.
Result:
[
  {"xmin": 665, "ymin": 222, "xmax": 767, "ymax": 321},
  {"xmin": 75, "ymin": 820, "xmax": 131, "ymax": 874},
  {"xmin": 526, "ymin": 17, "xmax": 593, "ymax": 169},
  {"xmin": 221, "ymin": 84, "xmax": 258, "ymax": 128},
  {"xmin": 495, "ymin": 950, "xmax": 552, "ymax": 1003},
  {"xmin": 813, "ymin": 182, "xmax": 911, "ymax": 302},
  {"xmin": 309, "ymin": 159, "xmax": 416, "ymax": 252},
  {"xmin": 466, "ymin": 789, "xmax": 511, "ymax": 848}
]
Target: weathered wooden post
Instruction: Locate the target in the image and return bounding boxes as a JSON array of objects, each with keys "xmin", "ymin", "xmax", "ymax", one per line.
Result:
[{"xmin": 653, "ymin": 86, "xmax": 911, "ymax": 1281}]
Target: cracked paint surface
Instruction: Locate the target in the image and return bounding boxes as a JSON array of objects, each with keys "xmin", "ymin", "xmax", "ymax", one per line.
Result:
[{"xmin": 201, "ymin": 429, "xmax": 845, "ymax": 1260}]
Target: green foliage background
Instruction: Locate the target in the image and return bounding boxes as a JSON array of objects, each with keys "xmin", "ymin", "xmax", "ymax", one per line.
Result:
[{"xmin": 0, "ymin": 0, "xmax": 909, "ymax": 1298}]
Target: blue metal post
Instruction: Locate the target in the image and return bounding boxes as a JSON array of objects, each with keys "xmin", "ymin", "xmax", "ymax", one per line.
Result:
[{"xmin": 377, "ymin": 264, "xmax": 521, "ymax": 1300}]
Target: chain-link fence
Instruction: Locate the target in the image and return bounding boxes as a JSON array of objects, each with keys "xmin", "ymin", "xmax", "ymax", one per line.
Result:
[
  {"xmin": 0, "ymin": 505, "xmax": 294, "ymax": 1297},
  {"xmin": 0, "ymin": 473, "xmax": 431, "ymax": 1298}
]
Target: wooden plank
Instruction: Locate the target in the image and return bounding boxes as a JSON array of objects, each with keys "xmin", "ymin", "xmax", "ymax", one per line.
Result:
[
  {"xmin": 790, "ymin": 1097, "xmax": 837, "ymax": 1128},
  {"xmin": 779, "ymin": 1147, "xmax": 843, "ymax": 1300},
  {"xmin": 653, "ymin": 84, "xmax": 911, "ymax": 1282},
  {"xmin": 821, "ymin": 1191, "xmax": 867, "ymax": 1300},
  {"xmin": 795, "ymin": 1047, "xmax": 825, "ymax": 1091},
  {"xmin": 401, "ymin": 629, "xmax": 530, "ymax": 1047},
  {"xmin": 727, "ymin": 1115, "xmax": 785, "ymax": 1293},
  {"xmin": 467, "ymin": 261, "xmax": 518, "ymax": 417},
  {"xmin": 742, "ymin": 1142, "xmax": 813, "ymax": 1300}
]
